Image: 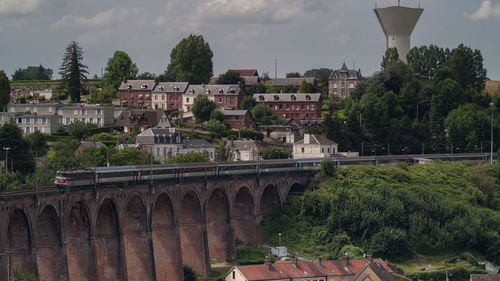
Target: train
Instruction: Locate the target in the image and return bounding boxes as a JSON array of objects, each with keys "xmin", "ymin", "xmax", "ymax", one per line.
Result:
[{"xmin": 54, "ymin": 153, "xmax": 493, "ymax": 188}]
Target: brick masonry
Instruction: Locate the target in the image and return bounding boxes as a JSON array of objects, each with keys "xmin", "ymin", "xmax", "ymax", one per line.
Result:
[{"xmin": 0, "ymin": 172, "xmax": 311, "ymax": 280}]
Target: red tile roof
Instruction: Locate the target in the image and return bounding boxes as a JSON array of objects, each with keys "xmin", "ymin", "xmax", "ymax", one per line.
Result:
[
  {"xmin": 235, "ymin": 258, "xmax": 391, "ymax": 281},
  {"xmin": 229, "ymin": 69, "xmax": 258, "ymax": 77}
]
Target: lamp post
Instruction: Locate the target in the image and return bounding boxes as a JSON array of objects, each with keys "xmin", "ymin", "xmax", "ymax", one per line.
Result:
[
  {"xmin": 278, "ymin": 233, "xmax": 281, "ymax": 247},
  {"xmin": 491, "ymin": 102, "xmax": 494, "ymax": 164},
  {"xmin": 3, "ymin": 147, "xmax": 10, "ymax": 174}
]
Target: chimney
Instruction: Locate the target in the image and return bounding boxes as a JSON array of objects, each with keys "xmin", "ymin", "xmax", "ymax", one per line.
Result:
[
  {"xmin": 264, "ymin": 256, "xmax": 271, "ymax": 269},
  {"xmin": 123, "ymin": 77, "xmax": 128, "ymax": 83},
  {"xmin": 343, "ymin": 253, "xmax": 350, "ymax": 264},
  {"xmin": 154, "ymin": 79, "xmax": 158, "ymax": 85},
  {"xmin": 292, "ymin": 256, "xmax": 298, "ymax": 267},
  {"xmin": 318, "ymin": 256, "xmax": 323, "ymax": 268},
  {"xmin": 304, "ymin": 134, "xmax": 310, "ymax": 144},
  {"xmin": 366, "ymin": 252, "xmax": 373, "ymax": 263}
]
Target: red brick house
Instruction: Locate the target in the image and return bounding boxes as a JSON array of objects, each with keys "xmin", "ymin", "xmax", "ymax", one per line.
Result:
[
  {"xmin": 253, "ymin": 93, "xmax": 322, "ymax": 120},
  {"xmin": 151, "ymin": 82, "xmax": 189, "ymax": 110},
  {"xmin": 220, "ymin": 109, "xmax": 255, "ymax": 130},
  {"xmin": 119, "ymin": 79, "xmax": 157, "ymax": 108},
  {"xmin": 185, "ymin": 84, "xmax": 245, "ymax": 110}
]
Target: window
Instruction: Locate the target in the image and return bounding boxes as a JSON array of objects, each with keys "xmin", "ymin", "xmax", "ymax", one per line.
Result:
[
  {"xmin": 58, "ymin": 118, "xmax": 62, "ymax": 124},
  {"xmin": 57, "ymin": 109, "xmax": 62, "ymax": 115},
  {"xmin": 311, "ymin": 104, "xmax": 315, "ymax": 110},
  {"xmin": 187, "ymin": 98, "xmax": 190, "ymax": 103},
  {"xmin": 296, "ymin": 105, "xmax": 299, "ymax": 110},
  {"xmin": 349, "ymin": 82, "xmax": 354, "ymax": 88},
  {"xmin": 74, "ymin": 109, "xmax": 78, "ymax": 115},
  {"xmin": 322, "ymin": 148, "xmax": 324, "ymax": 153},
  {"xmin": 34, "ymin": 107, "xmax": 37, "ymax": 113},
  {"xmin": 82, "ymin": 109, "xmax": 87, "ymax": 115},
  {"xmin": 97, "ymin": 109, "xmax": 103, "ymax": 115},
  {"xmin": 162, "ymin": 95, "xmax": 165, "ymax": 100},
  {"xmin": 333, "ymin": 82, "xmax": 337, "ymax": 88},
  {"xmin": 10, "ymin": 107, "xmax": 14, "ymax": 113},
  {"xmin": 66, "ymin": 118, "xmax": 70, "ymax": 124},
  {"xmin": 42, "ymin": 127, "xmax": 46, "ymax": 133},
  {"xmin": 26, "ymin": 118, "xmax": 31, "ymax": 124},
  {"xmin": 49, "ymin": 106, "xmax": 53, "ymax": 113},
  {"xmin": 232, "ymin": 271, "xmax": 235, "ymax": 279},
  {"xmin": 43, "ymin": 118, "xmax": 47, "ymax": 124},
  {"xmin": 97, "ymin": 118, "xmax": 102, "ymax": 124},
  {"xmin": 301, "ymin": 147, "xmax": 304, "ymax": 153},
  {"xmin": 328, "ymin": 147, "xmax": 330, "ymax": 153},
  {"xmin": 17, "ymin": 118, "xmax": 22, "ymax": 124},
  {"xmin": 157, "ymin": 147, "xmax": 160, "ymax": 156},
  {"xmin": 155, "ymin": 95, "xmax": 158, "ymax": 101},
  {"xmin": 89, "ymin": 118, "xmax": 93, "ymax": 124},
  {"xmin": 230, "ymin": 97, "xmax": 234, "ymax": 104},
  {"xmin": 218, "ymin": 98, "xmax": 222, "ymax": 103},
  {"xmin": 26, "ymin": 127, "xmax": 30, "ymax": 133},
  {"xmin": 341, "ymin": 82, "xmax": 345, "ymax": 88},
  {"xmin": 279, "ymin": 105, "xmax": 283, "ymax": 110}
]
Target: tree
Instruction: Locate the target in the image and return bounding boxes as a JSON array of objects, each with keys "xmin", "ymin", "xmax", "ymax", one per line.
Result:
[
  {"xmin": 444, "ymin": 104, "xmax": 490, "ymax": 152},
  {"xmin": 303, "ymin": 68, "xmax": 332, "ymax": 78},
  {"xmin": 286, "ymin": 72, "xmax": 301, "ymax": 78},
  {"xmin": 192, "ymin": 95, "xmax": 216, "ymax": 123},
  {"xmin": 183, "ymin": 266, "xmax": 197, "ymax": 281},
  {"xmin": 165, "ymin": 34, "xmax": 213, "ymax": 84},
  {"xmin": 282, "ymin": 84, "xmax": 298, "ymax": 93},
  {"xmin": 407, "ymin": 45, "xmax": 449, "ymax": 80},
  {"xmin": 245, "ymin": 83, "xmax": 267, "ymax": 96},
  {"xmin": 66, "ymin": 121, "xmax": 90, "ymax": 140},
  {"xmin": 136, "ymin": 72, "xmax": 156, "ymax": 80},
  {"xmin": 251, "ymin": 104, "xmax": 276, "ymax": 125},
  {"xmin": 381, "ymin": 48, "xmax": 400, "ymax": 70},
  {"xmin": 262, "ymin": 146, "xmax": 291, "ymax": 159},
  {"xmin": 240, "ymin": 96, "xmax": 257, "ymax": 110},
  {"xmin": 206, "ymin": 119, "xmax": 226, "ymax": 134},
  {"xmin": 0, "ymin": 70, "xmax": 10, "ymax": 110},
  {"xmin": 103, "ymin": 50, "xmax": 138, "ymax": 90},
  {"xmin": 299, "ymin": 80, "xmax": 313, "ymax": 93},
  {"xmin": 0, "ymin": 121, "xmax": 33, "ymax": 173},
  {"xmin": 448, "ymin": 44, "xmax": 487, "ymax": 93},
  {"xmin": 12, "ymin": 65, "xmax": 53, "ymax": 80},
  {"xmin": 26, "ymin": 131, "xmax": 48, "ymax": 156},
  {"xmin": 210, "ymin": 110, "xmax": 224, "ymax": 122},
  {"xmin": 59, "ymin": 41, "xmax": 88, "ymax": 102},
  {"xmin": 217, "ymin": 70, "xmax": 245, "ymax": 84}
]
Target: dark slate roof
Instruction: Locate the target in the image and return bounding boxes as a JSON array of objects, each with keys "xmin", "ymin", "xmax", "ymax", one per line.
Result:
[
  {"xmin": 271, "ymin": 78, "xmax": 316, "ymax": 87},
  {"xmin": 287, "ymin": 118, "xmax": 324, "ymax": 128},
  {"xmin": 330, "ymin": 63, "xmax": 362, "ymax": 80},
  {"xmin": 118, "ymin": 80, "xmax": 157, "ymax": 91},
  {"xmin": 242, "ymin": 76, "xmax": 259, "ymax": 86},
  {"xmin": 115, "ymin": 109, "xmax": 167, "ymax": 128},
  {"xmin": 230, "ymin": 140, "xmax": 257, "ymax": 150},
  {"xmin": 228, "ymin": 69, "xmax": 258, "ymax": 76},
  {"xmin": 137, "ymin": 127, "xmax": 179, "ymax": 136},
  {"xmin": 185, "ymin": 84, "xmax": 242, "ymax": 95},
  {"xmin": 253, "ymin": 93, "xmax": 321, "ymax": 102},
  {"xmin": 183, "ymin": 139, "xmax": 214, "ymax": 149},
  {"xmin": 295, "ymin": 134, "xmax": 337, "ymax": 145},
  {"xmin": 221, "ymin": 109, "xmax": 248, "ymax": 116},
  {"xmin": 471, "ymin": 275, "xmax": 500, "ymax": 281},
  {"xmin": 152, "ymin": 82, "xmax": 189, "ymax": 93}
]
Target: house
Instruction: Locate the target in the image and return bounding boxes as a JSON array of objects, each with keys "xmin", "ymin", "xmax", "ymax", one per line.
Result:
[
  {"xmin": 221, "ymin": 109, "xmax": 255, "ymax": 130},
  {"xmin": 227, "ymin": 140, "xmax": 259, "ymax": 161},
  {"xmin": 151, "ymin": 82, "xmax": 189, "ymax": 110},
  {"xmin": 470, "ymin": 275, "xmax": 500, "ymax": 281},
  {"xmin": 293, "ymin": 134, "xmax": 338, "ymax": 159},
  {"xmin": 329, "ymin": 63, "xmax": 362, "ymax": 98},
  {"xmin": 74, "ymin": 141, "xmax": 106, "ymax": 155},
  {"xmin": 253, "ymin": 93, "xmax": 322, "ymax": 120},
  {"xmin": 224, "ymin": 256, "xmax": 393, "ymax": 281},
  {"xmin": 351, "ymin": 261, "xmax": 396, "ymax": 281},
  {"xmin": 184, "ymin": 84, "xmax": 245, "ymax": 111},
  {"xmin": 118, "ymin": 79, "xmax": 157, "ymax": 107},
  {"xmin": 182, "ymin": 139, "xmax": 216, "ymax": 161},
  {"xmin": 115, "ymin": 109, "xmax": 171, "ymax": 133},
  {"xmin": 256, "ymin": 124, "xmax": 300, "ymax": 143},
  {"xmin": 229, "ymin": 69, "xmax": 260, "ymax": 86},
  {"xmin": 56, "ymin": 105, "xmax": 114, "ymax": 127},
  {"xmin": 271, "ymin": 78, "xmax": 316, "ymax": 90},
  {"xmin": 0, "ymin": 112, "xmax": 61, "ymax": 135}
]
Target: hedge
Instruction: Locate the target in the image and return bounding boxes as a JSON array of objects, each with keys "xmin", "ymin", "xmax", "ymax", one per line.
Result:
[{"xmin": 407, "ymin": 267, "xmax": 487, "ymax": 281}]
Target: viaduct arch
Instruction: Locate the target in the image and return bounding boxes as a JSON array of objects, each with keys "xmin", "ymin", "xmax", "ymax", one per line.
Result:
[{"xmin": 0, "ymin": 172, "xmax": 311, "ymax": 280}]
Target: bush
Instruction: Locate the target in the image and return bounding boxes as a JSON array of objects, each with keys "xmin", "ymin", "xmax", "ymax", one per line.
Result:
[{"xmin": 262, "ymin": 146, "xmax": 290, "ymax": 159}]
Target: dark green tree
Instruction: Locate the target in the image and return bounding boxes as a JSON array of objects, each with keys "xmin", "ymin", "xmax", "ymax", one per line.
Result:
[
  {"xmin": 298, "ymin": 80, "xmax": 313, "ymax": 93},
  {"xmin": 286, "ymin": 72, "xmax": 301, "ymax": 78},
  {"xmin": 407, "ymin": 45, "xmax": 449, "ymax": 80},
  {"xmin": 282, "ymin": 84, "xmax": 298, "ymax": 93},
  {"xmin": 303, "ymin": 68, "xmax": 332, "ymax": 78},
  {"xmin": 210, "ymin": 110, "xmax": 224, "ymax": 122},
  {"xmin": 262, "ymin": 146, "xmax": 291, "ymax": 159},
  {"xmin": 165, "ymin": 34, "xmax": 213, "ymax": 84},
  {"xmin": 103, "ymin": 50, "xmax": 138, "ymax": 90},
  {"xmin": 66, "ymin": 121, "xmax": 90, "ymax": 140},
  {"xmin": 59, "ymin": 41, "xmax": 88, "ymax": 102},
  {"xmin": 251, "ymin": 104, "xmax": 277, "ymax": 125},
  {"xmin": 245, "ymin": 83, "xmax": 267, "ymax": 96},
  {"xmin": 444, "ymin": 104, "xmax": 490, "ymax": 152},
  {"xmin": 0, "ymin": 121, "xmax": 33, "ymax": 173},
  {"xmin": 216, "ymin": 70, "xmax": 245, "ymax": 84},
  {"xmin": 448, "ymin": 44, "xmax": 487, "ymax": 93},
  {"xmin": 240, "ymin": 96, "xmax": 257, "ymax": 110},
  {"xmin": 12, "ymin": 65, "xmax": 53, "ymax": 80},
  {"xmin": 26, "ymin": 131, "xmax": 48, "ymax": 156},
  {"xmin": 192, "ymin": 95, "xmax": 216, "ymax": 123},
  {"xmin": 381, "ymin": 48, "xmax": 400, "ymax": 70},
  {"xmin": 0, "ymin": 70, "xmax": 10, "ymax": 110},
  {"xmin": 136, "ymin": 72, "xmax": 157, "ymax": 80},
  {"xmin": 183, "ymin": 266, "xmax": 197, "ymax": 281}
]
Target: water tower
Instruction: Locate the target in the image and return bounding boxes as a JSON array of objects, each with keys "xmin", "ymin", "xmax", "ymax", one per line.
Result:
[{"xmin": 374, "ymin": 1, "xmax": 423, "ymax": 62}]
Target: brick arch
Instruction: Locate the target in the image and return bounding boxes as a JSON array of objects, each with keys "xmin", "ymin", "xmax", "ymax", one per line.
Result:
[
  {"xmin": 231, "ymin": 186, "xmax": 259, "ymax": 247},
  {"xmin": 205, "ymin": 188, "xmax": 234, "ymax": 260},
  {"xmin": 65, "ymin": 200, "xmax": 93, "ymax": 281},
  {"xmin": 122, "ymin": 194, "xmax": 154, "ymax": 281},
  {"xmin": 260, "ymin": 184, "xmax": 282, "ymax": 216},
  {"xmin": 179, "ymin": 191, "xmax": 208, "ymax": 276},
  {"xmin": 5, "ymin": 207, "xmax": 35, "ymax": 277},
  {"xmin": 151, "ymin": 192, "xmax": 183, "ymax": 281},
  {"xmin": 95, "ymin": 198, "xmax": 123, "ymax": 281},
  {"xmin": 36, "ymin": 204, "xmax": 66, "ymax": 281}
]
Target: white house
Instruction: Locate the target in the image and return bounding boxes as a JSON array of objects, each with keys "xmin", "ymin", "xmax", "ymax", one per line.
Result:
[{"xmin": 293, "ymin": 134, "xmax": 338, "ymax": 159}]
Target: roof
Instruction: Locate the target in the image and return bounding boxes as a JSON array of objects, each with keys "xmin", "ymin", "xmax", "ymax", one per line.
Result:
[
  {"xmin": 118, "ymin": 80, "xmax": 157, "ymax": 91},
  {"xmin": 115, "ymin": 109, "xmax": 169, "ymax": 128},
  {"xmin": 351, "ymin": 262, "xmax": 396, "ymax": 281},
  {"xmin": 230, "ymin": 140, "xmax": 257, "ymax": 150},
  {"xmin": 183, "ymin": 139, "xmax": 214, "ymax": 149},
  {"xmin": 185, "ymin": 84, "xmax": 242, "ymax": 95},
  {"xmin": 228, "ymin": 69, "xmax": 259, "ymax": 76},
  {"xmin": 271, "ymin": 78, "xmax": 316, "ymax": 87},
  {"xmin": 152, "ymin": 82, "xmax": 189, "ymax": 93},
  {"xmin": 79, "ymin": 141, "xmax": 105, "ymax": 148},
  {"xmin": 330, "ymin": 63, "xmax": 362, "ymax": 80},
  {"xmin": 295, "ymin": 134, "xmax": 337, "ymax": 146},
  {"xmin": 242, "ymin": 76, "xmax": 260, "ymax": 86},
  {"xmin": 471, "ymin": 275, "xmax": 500, "ymax": 281},
  {"xmin": 253, "ymin": 93, "xmax": 321, "ymax": 102},
  {"xmin": 221, "ymin": 109, "xmax": 249, "ymax": 116},
  {"xmin": 137, "ymin": 127, "xmax": 179, "ymax": 137},
  {"xmin": 234, "ymin": 258, "xmax": 391, "ymax": 281},
  {"xmin": 287, "ymin": 118, "xmax": 324, "ymax": 128}
]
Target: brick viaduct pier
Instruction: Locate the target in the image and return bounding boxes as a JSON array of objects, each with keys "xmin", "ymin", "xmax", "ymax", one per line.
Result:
[{"xmin": 0, "ymin": 172, "xmax": 312, "ymax": 281}]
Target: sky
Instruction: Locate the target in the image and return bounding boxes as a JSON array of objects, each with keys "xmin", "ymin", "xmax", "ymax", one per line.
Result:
[{"xmin": 1, "ymin": 0, "xmax": 499, "ymax": 80}]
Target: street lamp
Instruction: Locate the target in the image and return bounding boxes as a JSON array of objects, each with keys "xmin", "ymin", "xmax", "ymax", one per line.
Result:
[
  {"xmin": 278, "ymin": 233, "xmax": 281, "ymax": 247},
  {"xmin": 3, "ymin": 147, "xmax": 10, "ymax": 174}
]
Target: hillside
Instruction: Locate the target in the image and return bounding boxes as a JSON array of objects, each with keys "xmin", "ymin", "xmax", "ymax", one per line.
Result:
[{"xmin": 261, "ymin": 162, "xmax": 500, "ymax": 275}]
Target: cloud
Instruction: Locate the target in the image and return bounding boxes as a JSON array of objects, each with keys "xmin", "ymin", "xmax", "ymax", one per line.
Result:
[
  {"xmin": 0, "ymin": 0, "xmax": 44, "ymax": 15},
  {"xmin": 52, "ymin": 7, "xmax": 131, "ymax": 29},
  {"xmin": 465, "ymin": 0, "xmax": 500, "ymax": 21}
]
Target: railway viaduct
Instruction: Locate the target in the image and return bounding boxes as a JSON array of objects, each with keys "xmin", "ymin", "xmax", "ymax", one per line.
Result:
[{"xmin": 0, "ymin": 171, "xmax": 312, "ymax": 281}]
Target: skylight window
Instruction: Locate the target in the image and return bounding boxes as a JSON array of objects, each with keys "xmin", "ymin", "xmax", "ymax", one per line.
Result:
[{"xmin": 330, "ymin": 269, "xmax": 336, "ymax": 274}]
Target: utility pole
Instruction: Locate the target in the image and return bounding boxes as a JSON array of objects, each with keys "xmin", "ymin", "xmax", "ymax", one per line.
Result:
[
  {"xmin": 3, "ymin": 147, "xmax": 10, "ymax": 174},
  {"xmin": 491, "ymin": 102, "xmax": 494, "ymax": 164}
]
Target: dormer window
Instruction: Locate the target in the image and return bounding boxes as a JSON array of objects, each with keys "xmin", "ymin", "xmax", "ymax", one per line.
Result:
[
  {"xmin": 259, "ymin": 95, "xmax": 265, "ymax": 101},
  {"xmin": 174, "ymin": 85, "xmax": 180, "ymax": 91},
  {"xmin": 291, "ymin": 95, "xmax": 296, "ymax": 101},
  {"xmin": 273, "ymin": 95, "xmax": 279, "ymax": 101},
  {"xmin": 229, "ymin": 88, "xmax": 235, "ymax": 94},
  {"xmin": 218, "ymin": 89, "xmax": 224, "ymax": 94},
  {"xmin": 141, "ymin": 83, "xmax": 148, "ymax": 89},
  {"xmin": 128, "ymin": 84, "xmax": 132, "ymax": 89},
  {"xmin": 306, "ymin": 95, "xmax": 311, "ymax": 100},
  {"xmin": 205, "ymin": 89, "xmax": 211, "ymax": 94},
  {"xmin": 190, "ymin": 89, "xmax": 195, "ymax": 94},
  {"xmin": 159, "ymin": 86, "xmax": 164, "ymax": 91}
]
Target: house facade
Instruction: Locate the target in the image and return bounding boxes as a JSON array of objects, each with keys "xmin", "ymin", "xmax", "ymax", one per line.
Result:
[
  {"xmin": 253, "ymin": 93, "xmax": 322, "ymax": 120},
  {"xmin": 293, "ymin": 134, "xmax": 338, "ymax": 159},
  {"xmin": 115, "ymin": 109, "xmax": 171, "ymax": 133},
  {"xmin": 328, "ymin": 63, "xmax": 362, "ymax": 98},
  {"xmin": 119, "ymin": 79, "xmax": 157, "ymax": 107},
  {"xmin": 221, "ymin": 109, "xmax": 255, "ymax": 130},
  {"xmin": 227, "ymin": 140, "xmax": 259, "ymax": 161},
  {"xmin": 151, "ymin": 82, "xmax": 189, "ymax": 110}
]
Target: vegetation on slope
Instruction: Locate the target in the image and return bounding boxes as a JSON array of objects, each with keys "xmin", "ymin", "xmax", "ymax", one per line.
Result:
[{"xmin": 261, "ymin": 162, "xmax": 500, "ymax": 266}]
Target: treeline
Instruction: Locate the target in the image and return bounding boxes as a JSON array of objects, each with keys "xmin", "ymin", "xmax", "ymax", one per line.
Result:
[
  {"xmin": 323, "ymin": 44, "xmax": 495, "ymax": 154},
  {"xmin": 261, "ymin": 162, "xmax": 500, "ymax": 264}
]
